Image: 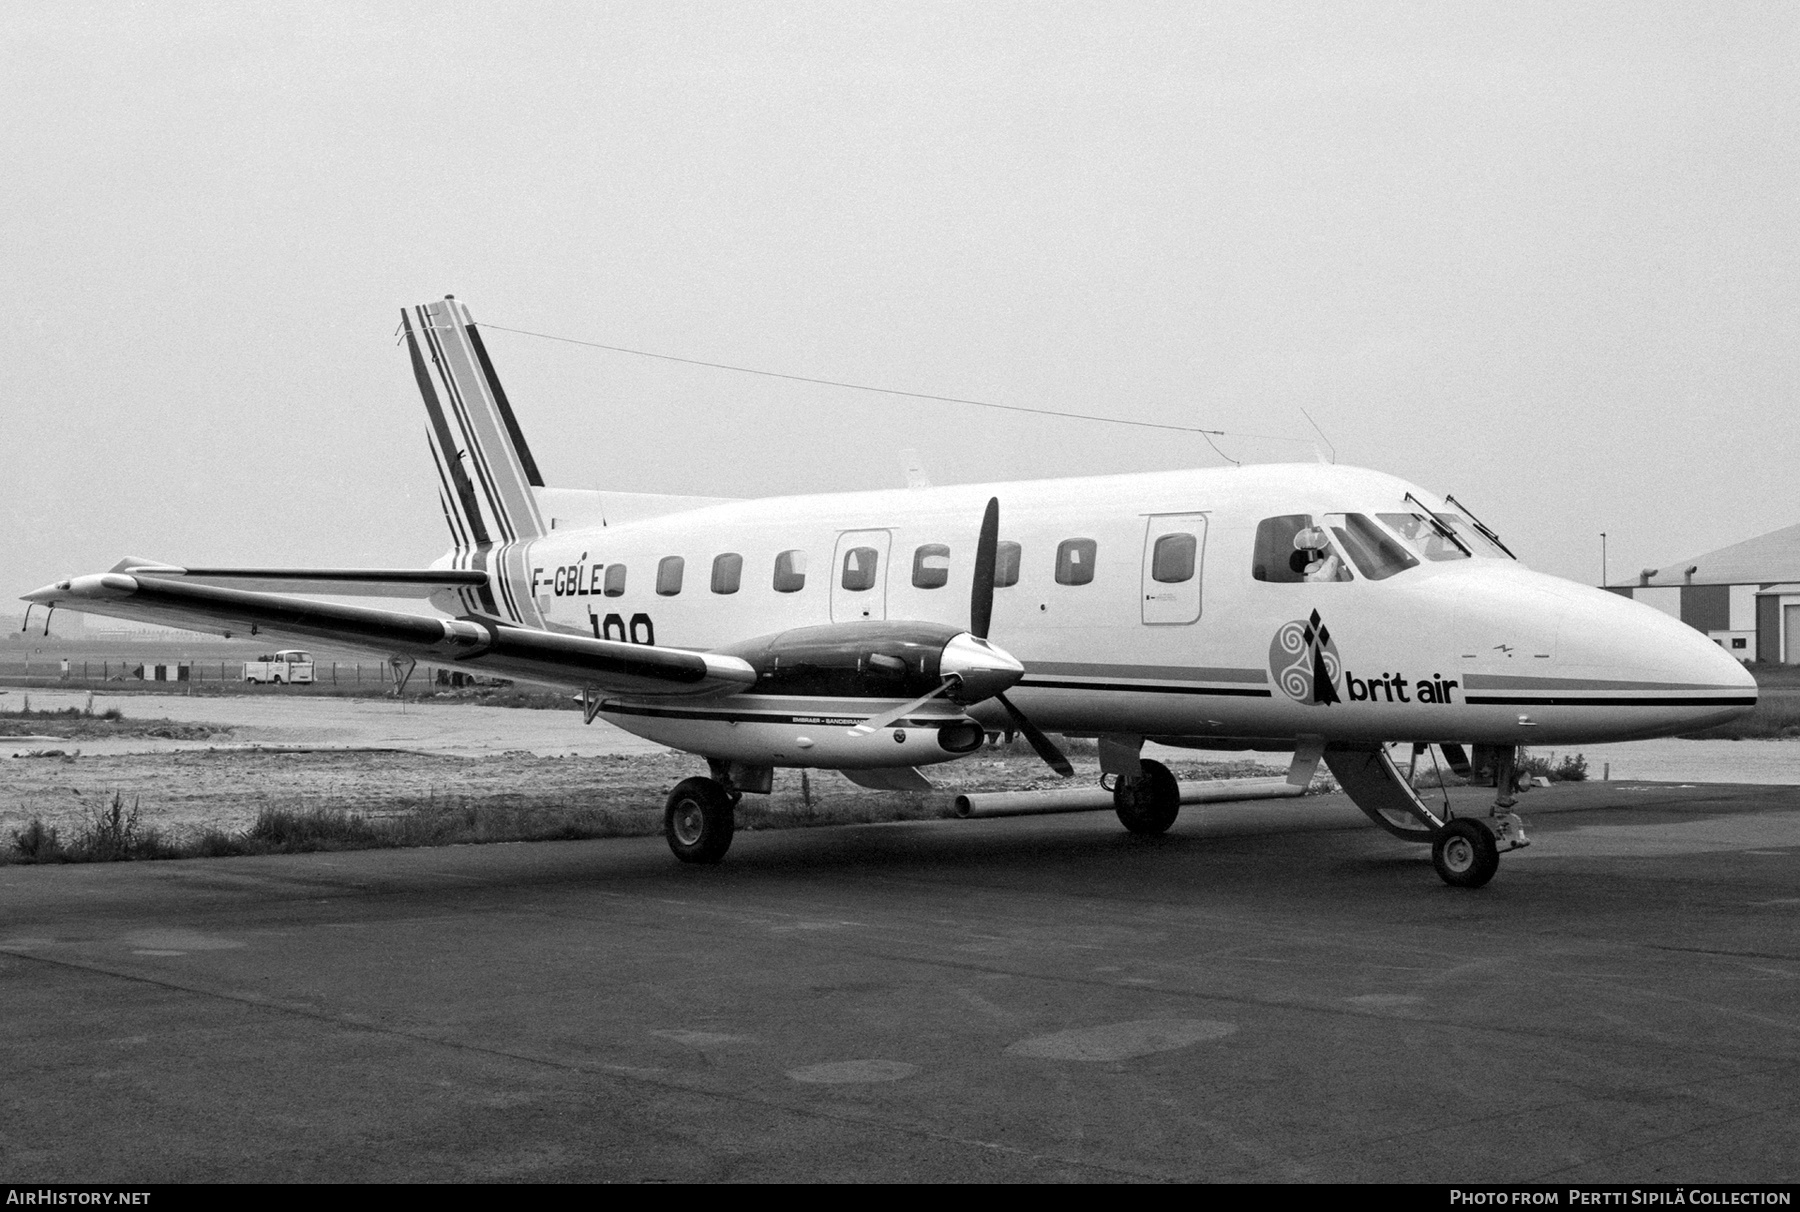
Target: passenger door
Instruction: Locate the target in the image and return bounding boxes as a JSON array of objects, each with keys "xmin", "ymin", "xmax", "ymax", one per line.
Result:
[
  {"xmin": 1141, "ymin": 514, "xmax": 1207, "ymax": 625},
  {"xmin": 831, "ymin": 530, "xmax": 891, "ymax": 622}
]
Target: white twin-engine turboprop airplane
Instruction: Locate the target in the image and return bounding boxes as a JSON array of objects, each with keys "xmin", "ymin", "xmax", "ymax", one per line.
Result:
[{"xmin": 25, "ymin": 296, "xmax": 1758, "ymax": 887}]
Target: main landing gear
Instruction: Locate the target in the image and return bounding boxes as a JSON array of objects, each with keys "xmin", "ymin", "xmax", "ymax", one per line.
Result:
[
  {"xmin": 664, "ymin": 777, "xmax": 738, "ymax": 864},
  {"xmin": 1112, "ymin": 758, "xmax": 1181, "ymax": 836},
  {"xmin": 662, "ymin": 760, "xmax": 767, "ymax": 863}
]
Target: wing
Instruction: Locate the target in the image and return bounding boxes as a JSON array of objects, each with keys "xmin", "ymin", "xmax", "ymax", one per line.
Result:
[
  {"xmin": 94, "ymin": 557, "xmax": 492, "ymax": 599},
  {"xmin": 23, "ymin": 570, "xmax": 755, "ymax": 699}
]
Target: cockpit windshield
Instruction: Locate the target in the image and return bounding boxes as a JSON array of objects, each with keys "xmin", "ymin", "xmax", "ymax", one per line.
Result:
[
  {"xmin": 1439, "ymin": 513, "xmax": 1513, "ymax": 559},
  {"xmin": 1324, "ymin": 514, "xmax": 1418, "ymax": 581},
  {"xmin": 1376, "ymin": 511, "xmax": 1509, "ymax": 561},
  {"xmin": 1255, "ymin": 507, "xmax": 1511, "ymax": 585},
  {"xmin": 1376, "ymin": 512, "xmax": 1471, "ymax": 562}
]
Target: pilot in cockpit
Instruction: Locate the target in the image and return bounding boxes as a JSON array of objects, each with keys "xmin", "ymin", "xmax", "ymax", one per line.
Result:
[{"xmin": 1290, "ymin": 526, "xmax": 1348, "ymax": 583}]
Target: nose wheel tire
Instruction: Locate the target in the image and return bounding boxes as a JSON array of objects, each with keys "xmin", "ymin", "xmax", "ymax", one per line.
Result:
[
  {"xmin": 1433, "ymin": 818, "xmax": 1499, "ymax": 888},
  {"xmin": 1114, "ymin": 758, "xmax": 1181, "ymax": 836},
  {"xmin": 664, "ymin": 777, "xmax": 736, "ymax": 864}
]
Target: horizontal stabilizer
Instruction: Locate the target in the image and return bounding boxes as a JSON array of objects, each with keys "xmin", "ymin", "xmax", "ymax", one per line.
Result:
[{"xmin": 24, "ymin": 572, "xmax": 755, "ymax": 699}]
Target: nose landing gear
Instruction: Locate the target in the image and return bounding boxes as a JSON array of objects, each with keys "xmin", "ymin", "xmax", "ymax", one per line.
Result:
[
  {"xmin": 1432, "ymin": 818, "xmax": 1499, "ymax": 888},
  {"xmin": 1325, "ymin": 742, "xmax": 1531, "ymax": 888}
]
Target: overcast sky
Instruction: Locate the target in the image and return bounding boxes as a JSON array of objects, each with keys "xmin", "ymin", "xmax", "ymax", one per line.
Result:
[{"xmin": 5, "ymin": 2, "xmax": 1796, "ymax": 609}]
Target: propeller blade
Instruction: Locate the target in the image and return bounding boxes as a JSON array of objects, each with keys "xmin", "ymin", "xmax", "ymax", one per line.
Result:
[
  {"xmin": 995, "ymin": 692, "xmax": 1073, "ymax": 777},
  {"xmin": 970, "ymin": 496, "xmax": 999, "ymax": 640},
  {"xmin": 1439, "ymin": 743, "xmax": 1471, "ymax": 777},
  {"xmin": 848, "ymin": 678, "xmax": 956, "ymax": 736}
]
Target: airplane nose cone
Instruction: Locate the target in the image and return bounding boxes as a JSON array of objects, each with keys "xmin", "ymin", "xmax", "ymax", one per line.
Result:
[
  {"xmin": 941, "ymin": 633, "xmax": 1025, "ymax": 704},
  {"xmin": 1567, "ymin": 587, "xmax": 1755, "ymax": 685},
  {"xmin": 1559, "ymin": 582, "xmax": 1758, "ymax": 731}
]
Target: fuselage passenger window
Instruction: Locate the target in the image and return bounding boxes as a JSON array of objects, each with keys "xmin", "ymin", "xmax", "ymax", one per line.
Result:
[
  {"xmin": 711, "ymin": 553, "xmax": 743, "ymax": 594},
  {"xmin": 603, "ymin": 564, "xmax": 627, "ymax": 597},
  {"xmin": 841, "ymin": 546, "xmax": 879, "ymax": 592},
  {"xmin": 912, "ymin": 544, "xmax": 950, "ymax": 589},
  {"xmin": 656, "ymin": 556, "xmax": 684, "ymax": 596},
  {"xmin": 773, "ymin": 549, "xmax": 807, "ymax": 593},
  {"xmin": 1151, "ymin": 533, "xmax": 1197, "ymax": 584},
  {"xmin": 994, "ymin": 541, "xmax": 1021, "ymax": 588},
  {"xmin": 1055, "ymin": 539, "xmax": 1097, "ymax": 586}
]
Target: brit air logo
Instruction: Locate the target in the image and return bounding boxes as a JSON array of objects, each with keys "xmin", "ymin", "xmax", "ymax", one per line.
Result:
[
  {"xmin": 1269, "ymin": 611, "xmax": 1463, "ymax": 707},
  {"xmin": 1270, "ymin": 611, "xmax": 1342, "ymax": 707}
]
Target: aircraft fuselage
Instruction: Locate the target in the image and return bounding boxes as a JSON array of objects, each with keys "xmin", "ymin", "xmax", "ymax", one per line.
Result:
[{"xmin": 433, "ymin": 461, "xmax": 1755, "ymax": 763}]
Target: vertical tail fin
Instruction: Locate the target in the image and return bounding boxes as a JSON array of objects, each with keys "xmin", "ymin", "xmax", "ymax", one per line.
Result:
[
  {"xmin": 403, "ymin": 296, "xmax": 545, "ymax": 624},
  {"xmin": 403, "ymin": 296, "xmax": 547, "ymax": 548}
]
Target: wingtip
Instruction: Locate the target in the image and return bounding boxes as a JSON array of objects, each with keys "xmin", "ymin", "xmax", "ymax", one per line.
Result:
[{"xmin": 21, "ymin": 574, "xmax": 136, "ymax": 603}]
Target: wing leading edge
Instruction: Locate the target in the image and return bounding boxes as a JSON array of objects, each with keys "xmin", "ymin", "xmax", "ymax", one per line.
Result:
[
  {"xmin": 99, "ymin": 558, "xmax": 493, "ymax": 599},
  {"xmin": 23, "ymin": 572, "xmax": 755, "ymax": 699}
]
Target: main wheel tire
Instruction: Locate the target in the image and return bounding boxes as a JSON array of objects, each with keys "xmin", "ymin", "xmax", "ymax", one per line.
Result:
[
  {"xmin": 664, "ymin": 777, "xmax": 736, "ymax": 864},
  {"xmin": 1432, "ymin": 818, "xmax": 1500, "ymax": 888},
  {"xmin": 1114, "ymin": 758, "xmax": 1181, "ymax": 836}
]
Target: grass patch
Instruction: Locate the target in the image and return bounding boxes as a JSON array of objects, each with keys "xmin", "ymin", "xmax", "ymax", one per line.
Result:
[
  {"xmin": 0, "ymin": 694, "xmax": 222, "ymax": 740},
  {"xmin": 1407, "ymin": 746, "xmax": 1589, "ymax": 789},
  {"xmin": 6, "ymin": 792, "xmax": 181, "ymax": 863},
  {"xmin": 0, "ymin": 741, "xmax": 1306, "ymax": 866},
  {"xmin": 1678, "ymin": 696, "xmax": 1800, "ymax": 740}
]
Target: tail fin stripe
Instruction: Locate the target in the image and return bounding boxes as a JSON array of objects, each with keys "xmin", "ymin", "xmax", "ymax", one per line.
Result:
[
  {"xmin": 419, "ymin": 316, "xmax": 518, "ymax": 544},
  {"xmin": 406, "ymin": 314, "xmax": 493, "ymax": 547},
  {"xmin": 417, "ymin": 306, "xmax": 543, "ymax": 546},
  {"xmin": 467, "ymin": 323, "xmax": 546, "ymax": 488}
]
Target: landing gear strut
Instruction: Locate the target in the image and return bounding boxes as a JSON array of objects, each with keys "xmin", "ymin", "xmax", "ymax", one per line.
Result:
[
  {"xmin": 1113, "ymin": 759, "xmax": 1180, "ymax": 836},
  {"xmin": 664, "ymin": 777, "xmax": 737, "ymax": 864},
  {"xmin": 1324, "ymin": 742, "xmax": 1529, "ymax": 889}
]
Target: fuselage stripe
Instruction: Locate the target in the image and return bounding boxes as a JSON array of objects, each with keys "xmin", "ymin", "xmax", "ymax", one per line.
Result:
[
  {"xmin": 1017, "ymin": 679, "xmax": 1273, "ymax": 698},
  {"xmin": 1463, "ymin": 695, "xmax": 1758, "ymax": 707}
]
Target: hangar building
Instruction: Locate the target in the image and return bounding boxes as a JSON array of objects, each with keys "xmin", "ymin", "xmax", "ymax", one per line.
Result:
[{"xmin": 1606, "ymin": 522, "xmax": 1800, "ymax": 664}]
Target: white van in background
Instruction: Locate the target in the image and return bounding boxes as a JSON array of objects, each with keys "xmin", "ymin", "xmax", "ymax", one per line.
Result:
[{"xmin": 243, "ymin": 650, "xmax": 315, "ymax": 685}]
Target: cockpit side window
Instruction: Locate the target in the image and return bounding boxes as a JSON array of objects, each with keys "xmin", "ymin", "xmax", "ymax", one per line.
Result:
[
  {"xmin": 1253, "ymin": 515, "xmax": 1351, "ymax": 583},
  {"xmin": 1253, "ymin": 516, "xmax": 1310, "ymax": 583},
  {"xmin": 1326, "ymin": 513, "xmax": 1419, "ymax": 581}
]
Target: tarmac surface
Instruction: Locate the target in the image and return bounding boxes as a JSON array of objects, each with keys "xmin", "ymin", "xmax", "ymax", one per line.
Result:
[{"xmin": 4, "ymin": 779, "xmax": 1798, "ymax": 1183}]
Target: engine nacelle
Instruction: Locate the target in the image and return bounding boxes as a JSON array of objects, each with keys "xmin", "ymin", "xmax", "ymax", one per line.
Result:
[
  {"xmin": 600, "ymin": 620, "xmax": 1023, "ymax": 768},
  {"xmin": 718, "ymin": 621, "xmax": 964, "ymax": 699}
]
